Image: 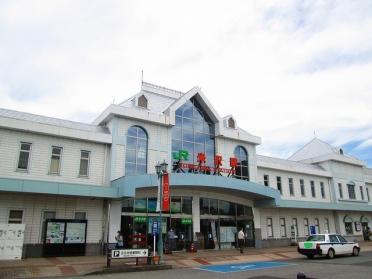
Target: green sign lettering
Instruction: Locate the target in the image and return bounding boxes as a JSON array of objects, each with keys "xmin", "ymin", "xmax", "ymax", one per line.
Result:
[{"xmin": 172, "ymin": 150, "xmax": 189, "ymax": 160}]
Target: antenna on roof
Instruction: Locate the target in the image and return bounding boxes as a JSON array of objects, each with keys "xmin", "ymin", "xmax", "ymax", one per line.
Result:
[
  {"xmin": 314, "ymin": 130, "xmax": 317, "ymax": 138},
  {"xmin": 141, "ymin": 70, "xmax": 144, "ymax": 84}
]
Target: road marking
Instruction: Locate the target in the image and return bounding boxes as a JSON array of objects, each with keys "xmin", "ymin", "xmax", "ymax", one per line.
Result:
[{"xmin": 197, "ymin": 261, "xmax": 293, "ymax": 273}]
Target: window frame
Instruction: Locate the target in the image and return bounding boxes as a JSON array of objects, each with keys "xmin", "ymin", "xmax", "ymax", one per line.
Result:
[
  {"xmin": 344, "ymin": 222, "xmax": 353, "ymax": 235},
  {"xmin": 267, "ymin": 218, "xmax": 273, "ymax": 238},
  {"xmin": 49, "ymin": 146, "xmax": 63, "ymax": 175},
  {"xmin": 303, "ymin": 218, "xmax": 309, "ymax": 236},
  {"xmin": 367, "ymin": 188, "xmax": 370, "ymax": 202},
  {"xmin": 276, "ymin": 176, "xmax": 282, "ymax": 195},
  {"xmin": 324, "ymin": 217, "xmax": 330, "ymax": 233},
  {"xmin": 16, "ymin": 142, "xmax": 32, "ymax": 171},
  {"xmin": 8, "ymin": 209, "xmax": 24, "ymax": 224},
  {"xmin": 292, "ymin": 218, "xmax": 298, "ymax": 236},
  {"xmin": 300, "ymin": 179, "xmax": 305, "ymax": 197},
  {"xmin": 310, "ymin": 180, "xmax": 316, "ymax": 198},
  {"xmin": 338, "ymin": 183, "xmax": 343, "ymax": 199},
  {"xmin": 320, "ymin": 182, "xmax": 325, "ymax": 199},
  {"xmin": 125, "ymin": 126, "xmax": 148, "ymax": 175},
  {"xmin": 288, "ymin": 178, "xmax": 294, "ymax": 196},
  {"xmin": 263, "ymin": 174, "xmax": 269, "ymax": 187},
  {"xmin": 314, "ymin": 218, "xmax": 320, "ymax": 234},
  {"xmin": 280, "ymin": 217, "xmax": 287, "ymax": 237},
  {"xmin": 234, "ymin": 145, "xmax": 249, "ymax": 181},
  {"xmin": 360, "ymin": 186, "xmax": 364, "ymax": 200},
  {"xmin": 74, "ymin": 212, "xmax": 87, "ymax": 220},
  {"xmin": 79, "ymin": 150, "xmax": 91, "ymax": 177},
  {"xmin": 347, "ymin": 184, "xmax": 356, "ymax": 200}
]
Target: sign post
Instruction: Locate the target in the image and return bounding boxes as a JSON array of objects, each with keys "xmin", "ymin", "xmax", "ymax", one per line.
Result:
[{"xmin": 152, "ymin": 221, "xmax": 158, "ymax": 256}]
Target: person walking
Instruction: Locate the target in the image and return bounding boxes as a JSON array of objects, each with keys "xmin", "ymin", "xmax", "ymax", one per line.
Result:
[
  {"xmin": 238, "ymin": 228, "xmax": 245, "ymax": 253},
  {"xmin": 115, "ymin": 230, "xmax": 124, "ymax": 248}
]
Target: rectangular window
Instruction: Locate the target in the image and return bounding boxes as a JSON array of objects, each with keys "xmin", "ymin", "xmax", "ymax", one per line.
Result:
[
  {"xmin": 367, "ymin": 188, "xmax": 370, "ymax": 202},
  {"xmin": 338, "ymin": 183, "xmax": 343, "ymax": 199},
  {"xmin": 292, "ymin": 218, "xmax": 298, "ymax": 236},
  {"xmin": 324, "ymin": 218, "xmax": 330, "ymax": 233},
  {"xmin": 315, "ymin": 218, "xmax": 320, "ymax": 234},
  {"xmin": 277, "ymin": 176, "xmax": 282, "ymax": 195},
  {"xmin": 303, "ymin": 218, "xmax": 309, "ymax": 236},
  {"xmin": 311, "ymin": 181, "xmax": 316, "ymax": 197},
  {"xmin": 348, "ymin": 184, "xmax": 356, "ymax": 199},
  {"xmin": 300, "ymin": 179, "xmax": 305, "ymax": 197},
  {"xmin": 280, "ymin": 218, "xmax": 286, "ymax": 237},
  {"xmin": 79, "ymin": 150, "xmax": 90, "ymax": 177},
  {"xmin": 17, "ymin": 142, "xmax": 32, "ymax": 171},
  {"xmin": 320, "ymin": 182, "xmax": 325, "ymax": 199},
  {"xmin": 264, "ymin": 174, "xmax": 269, "ymax": 186},
  {"xmin": 74, "ymin": 212, "xmax": 86, "ymax": 220},
  {"xmin": 8, "ymin": 210, "xmax": 23, "ymax": 224},
  {"xmin": 288, "ymin": 178, "xmax": 294, "ymax": 196},
  {"xmin": 267, "ymin": 218, "xmax": 273, "ymax": 238},
  {"xmin": 360, "ymin": 186, "xmax": 364, "ymax": 200},
  {"xmin": 49, "ymin": 146, "xmax": 62, "ymax": 174}
]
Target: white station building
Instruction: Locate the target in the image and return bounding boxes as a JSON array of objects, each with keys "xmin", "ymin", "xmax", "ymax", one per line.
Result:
[{"xmin": 1, "ymin": 81, "xmax": 372, "ymax": 258}]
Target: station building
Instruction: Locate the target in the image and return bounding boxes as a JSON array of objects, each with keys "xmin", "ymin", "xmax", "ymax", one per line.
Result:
[{"xmin": 1, "ymin": 81, "xmax": 372, "ymax": 257}]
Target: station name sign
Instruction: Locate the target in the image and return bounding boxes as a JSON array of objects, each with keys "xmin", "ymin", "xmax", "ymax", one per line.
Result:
[{"xmin": 172, "ymin": 150, "xmax": 237, "ymax": 176}]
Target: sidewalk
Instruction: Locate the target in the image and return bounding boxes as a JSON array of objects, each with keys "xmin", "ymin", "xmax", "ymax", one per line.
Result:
[{"xmin": 1, "ymin": 241, "xmax": 372, "ymax": 278}]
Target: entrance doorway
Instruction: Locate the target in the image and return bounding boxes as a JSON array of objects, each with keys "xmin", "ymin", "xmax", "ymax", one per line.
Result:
[
  {"xmin": 169, "ymin": 218, "xmax": 193, "ymax": 250},
  {"xmin": 237, "ymin": 219, "xmax": 255, "ymax": 247},
  {"xmin": 200, "ymin": 219, "xmax": 217, "ymax": 249}
]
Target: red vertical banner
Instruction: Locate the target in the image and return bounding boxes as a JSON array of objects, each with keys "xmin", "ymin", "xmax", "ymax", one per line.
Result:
[{"xmin": 162, "ymin": 173, "xmax": 170, "ymax": 211}]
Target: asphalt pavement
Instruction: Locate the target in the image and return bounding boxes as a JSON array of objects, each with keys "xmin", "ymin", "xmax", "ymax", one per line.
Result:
[{"xmin": 60, "ymin": 250, "xmax": 372, "ymax": 279}]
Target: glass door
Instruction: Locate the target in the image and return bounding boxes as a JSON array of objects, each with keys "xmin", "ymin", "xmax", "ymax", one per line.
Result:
[{"xmin": 237, "ymin": 219, "xmax": 255, "ymax": 247}]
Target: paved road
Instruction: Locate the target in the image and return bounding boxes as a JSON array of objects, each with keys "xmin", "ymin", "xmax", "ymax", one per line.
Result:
[{"xmin": 62, "ymin": 251, "xmax": 372, "ymax": 279}]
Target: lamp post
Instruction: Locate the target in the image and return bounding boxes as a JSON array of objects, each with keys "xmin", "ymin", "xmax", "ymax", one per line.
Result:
[{"xmin": 155, "ymin": 160, "xmax": 168, "ymax": 262}]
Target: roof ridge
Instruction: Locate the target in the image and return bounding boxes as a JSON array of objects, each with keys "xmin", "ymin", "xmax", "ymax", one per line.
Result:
[{"xmin": 0, "ymin": 107, "xmax": 97, "ymax": 127}]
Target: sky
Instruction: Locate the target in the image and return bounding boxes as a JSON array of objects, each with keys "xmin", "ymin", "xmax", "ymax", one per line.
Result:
[{"xmin": 0, "ymin": 0, "xmax": 371, "ymax": 166}]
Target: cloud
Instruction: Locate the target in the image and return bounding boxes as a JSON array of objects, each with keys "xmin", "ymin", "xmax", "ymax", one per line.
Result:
[{"xmin": 0, "ymin": 0, "xmax": 371, "ymax": 166}]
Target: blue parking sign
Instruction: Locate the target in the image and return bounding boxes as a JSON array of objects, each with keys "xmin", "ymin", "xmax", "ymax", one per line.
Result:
[{"xmin": 152, "ymin": 221, "xmax": 158, "ymax": 235}]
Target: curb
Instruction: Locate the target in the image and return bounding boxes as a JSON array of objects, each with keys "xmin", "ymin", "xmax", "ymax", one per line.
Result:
[{"xmin": 86, "ymin": 264, "xmax": 173, "ymax": 275}]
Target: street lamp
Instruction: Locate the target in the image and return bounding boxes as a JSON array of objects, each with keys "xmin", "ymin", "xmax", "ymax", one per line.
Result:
[{"xmin": 155, "ymin": 160, "xmax": 168, "ymax": 262}]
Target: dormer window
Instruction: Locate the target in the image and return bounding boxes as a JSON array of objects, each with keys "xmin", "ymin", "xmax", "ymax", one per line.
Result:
[
  {"xmin": 340, "ymin": 148, "xmax": 343, "ymax": 155},
  {"xmin": 138, "ymin": 95, "xmax": 148, "ymax": 109},
  {"xmin": 228, "ymin": 117, "xmax": 236, "ymax": 129}
]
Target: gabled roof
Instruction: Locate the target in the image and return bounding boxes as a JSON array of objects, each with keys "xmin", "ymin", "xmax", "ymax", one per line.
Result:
[
  {"xmin": 288, "ymin": 138, "xmax": 365, "ymax": 166},
  {"xmin": 164, "ymin": 86, "xmax": 221, "ymax": 124},
  {"xmin": 93, "ymin": 81, "xmax": 261, "ymax": 144}
]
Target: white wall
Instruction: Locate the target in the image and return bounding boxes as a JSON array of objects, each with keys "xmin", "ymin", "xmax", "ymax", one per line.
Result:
[
  {"xmin": 259, "ymin": 208, "xmax": 335, "ymax": 239},
  {"xmin": 0, "ymin": 193, "xmax": 105, "ymax": 244},
  {"xmin": 257, "ymin": 167, "xmax": 331, "ymax": 202},
  {"xmin": 0, "ymin": 128, "xmax": 109, "ymax": 186},
  {"xmin": 216, "ymin": 137, "xmax": 258, "ymax": 182},
  {"xmin": 107, "ymin": 118, "xmax": 170, "ymax": 180}
]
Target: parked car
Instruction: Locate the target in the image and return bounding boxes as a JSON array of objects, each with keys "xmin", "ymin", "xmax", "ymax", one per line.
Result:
[{"xmin": 298, "ymin": 234, "xmax": 360, "ymax": 259}]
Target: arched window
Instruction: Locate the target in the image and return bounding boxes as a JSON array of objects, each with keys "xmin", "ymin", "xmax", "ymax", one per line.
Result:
[
  {"xmin": 171, "ymin": 97, "xmax": 215, "ymax": 165},
  {"xmin": 125, "ymin": 126, "xmax": 148, "ymax": 175},
  {"xmin": 234, "ymin": 146, "xmax": 249, "ymax": 180}
]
